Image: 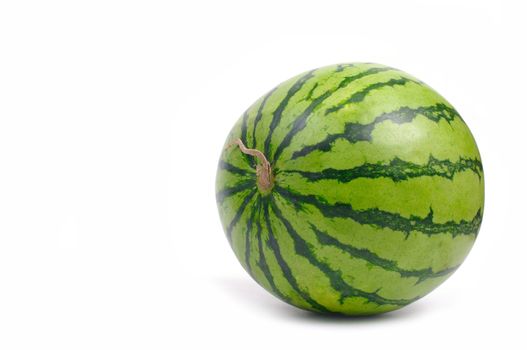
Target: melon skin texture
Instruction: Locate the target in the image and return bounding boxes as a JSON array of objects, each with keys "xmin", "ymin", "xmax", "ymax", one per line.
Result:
[{"xmin": 215, "ymin": 63, "xmax": 484, "ymax": 315}]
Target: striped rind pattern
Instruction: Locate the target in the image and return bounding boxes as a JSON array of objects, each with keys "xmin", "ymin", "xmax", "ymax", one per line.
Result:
[{"xmin": 216, "ymin": 63, "xmax": 484, "ymax": 315}]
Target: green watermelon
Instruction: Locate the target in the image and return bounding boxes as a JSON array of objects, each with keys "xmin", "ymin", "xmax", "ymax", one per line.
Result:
[{"xmin": 215, "ymin": 63, "xmax": 484, "ymax": 315}]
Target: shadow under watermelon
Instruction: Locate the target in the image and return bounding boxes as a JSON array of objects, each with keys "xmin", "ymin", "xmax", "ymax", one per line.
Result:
[{"xmin": 215, "ymin": 276, "xmax": 433, "ymax": 324}]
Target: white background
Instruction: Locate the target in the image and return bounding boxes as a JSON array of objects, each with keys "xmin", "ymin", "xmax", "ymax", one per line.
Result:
[{"xmin": 0, "ymin": 0, "xmax": 525, "ymax": 349}]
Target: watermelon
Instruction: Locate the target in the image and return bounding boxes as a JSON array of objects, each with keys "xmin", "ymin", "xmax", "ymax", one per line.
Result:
[{"xmin": 215, "ymin": 63, "xmax": 484, "ymax": 315}]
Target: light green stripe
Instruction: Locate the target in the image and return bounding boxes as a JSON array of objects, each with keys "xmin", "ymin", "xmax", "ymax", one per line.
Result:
[
  {"xmin": 276, "ymin": 81, "xmax": 459, "ymax": 168},
  {"xmin": 279, "ymin": 115, "xmax": 480, "ymax": 174},
  {"xmin": 279, "ymin": 169, "xmax": 483, "ymax": 223},
  {"xmin": 273, "ymin": 194, "xmax": 455, "ymax": 300},
  {"xmin": 280, "ymin": 195, "xmax": 477, "ymax": 273}
]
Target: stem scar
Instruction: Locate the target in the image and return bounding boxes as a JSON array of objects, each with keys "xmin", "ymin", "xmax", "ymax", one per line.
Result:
[{"xmin": 228, "ymin": 138, "xmax": 274, "ymax": 194}]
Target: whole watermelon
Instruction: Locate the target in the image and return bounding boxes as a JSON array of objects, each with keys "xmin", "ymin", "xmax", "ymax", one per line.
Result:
[{"xmin": 215, "ymin": 63, "xmax": 484, "ymax": 315}]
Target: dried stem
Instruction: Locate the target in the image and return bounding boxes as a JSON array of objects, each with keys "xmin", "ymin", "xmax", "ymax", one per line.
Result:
[{"xmin": 228, "ymin": 138, "xmax": 273, "ymax": 193}]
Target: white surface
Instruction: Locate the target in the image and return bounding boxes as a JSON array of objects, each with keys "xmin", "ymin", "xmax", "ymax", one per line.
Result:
[{"xmin": 0, "ymin": 0, "xmax": 525, "ymax": 349}]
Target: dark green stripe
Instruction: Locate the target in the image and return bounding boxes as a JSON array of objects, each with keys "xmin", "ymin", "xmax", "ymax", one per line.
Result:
[
  {"xmin": 292, "ymin": 103, "xmax": 461, "ymax": 160},
  {"xmin": 226, "ymin": 189, "xmax": 257, "ymax": 242},
  {"xmin": 270, "ymin": 196, "xmax": 417, "ymax": 305},
  {"xmin": 272, "ymin": 67, "xmax": 394, "ymax": 163},
  {"xmin": 254, "ymin": 199, "xmax": 289, "ymax": 301},
  {"xmin": 283, "ymin": 155, "xmax": 483, "ymax": 183},
  {"xmin": 272, "ymin": 90, "xmax": 332, "ymax": 163},
  {"xmin": 304, "ymin": 82, "xmax": 319, "ymax": 100},
  {"xmin": 326, "ymin": 77, "xmax": 420, "ymax": 115},
  {"xmin": 240, "ymin": 110, "xmax": 255, "ymax": 167},
  {"xmin": 244, "ymin": 199, "xmax": 260, "ymax": 277},
  {"xmin": 216, "ymin": 180, "xmax": 255, "ymax": 204},
  {"xmin": 335, "ymin": 63, "xmax": 357, "ymax": 72},
  {"xmin": 263, "ymin": 197, "xmax": 329, "ymax": 312},
  {"xmin": 336, "ymin": 67, "xmax": 393, "ymax": 90},
  {"xmin": 251, "ymin": 88, "xmax": 277, "ymax": 149},
  {"xmin": 309, "ymin": 222, "xmax": 459, "ymax": 284},
  {"xmin": 218, "ymin": 160, "xmax": 253, "ymax": 177},
  {"xmin": 240, "ymin": 110, "xmax": 249, "ymax": 145},
  {"xmin": 274, "ymin": 186, "xmax": 482, "ymax": 237},
  {"xmin": 263, "ymin": 70, "xmax": 316, "ymax": 159}
]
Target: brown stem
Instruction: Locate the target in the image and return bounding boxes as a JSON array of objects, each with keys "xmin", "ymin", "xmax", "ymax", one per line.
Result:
[{"xmin": 228, "ymin": 138, "xmax": 273, "ymax": 193}]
